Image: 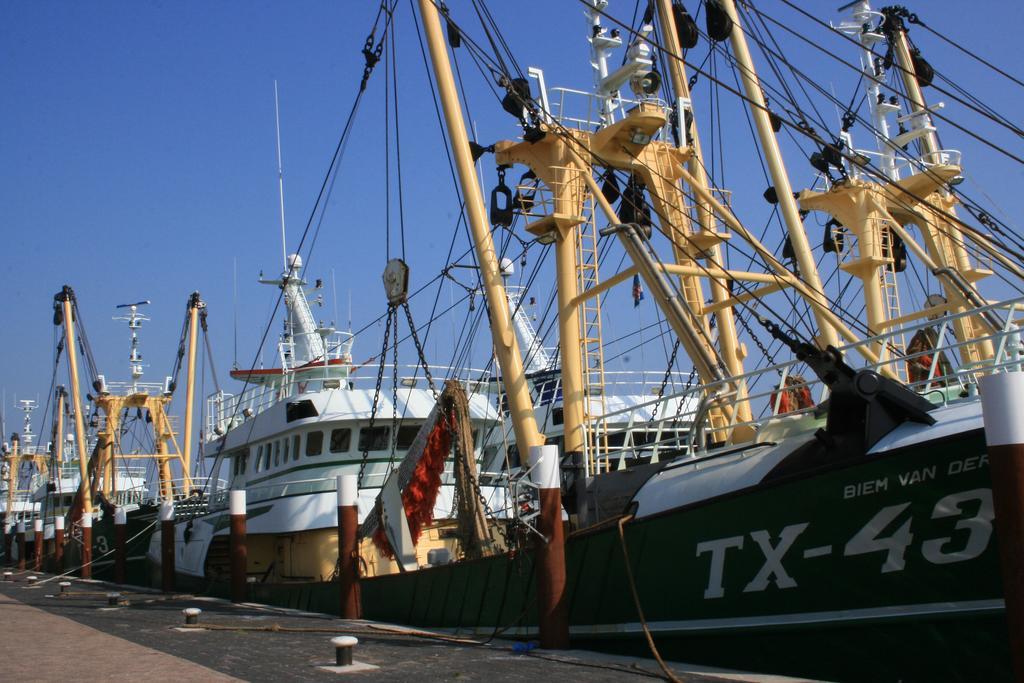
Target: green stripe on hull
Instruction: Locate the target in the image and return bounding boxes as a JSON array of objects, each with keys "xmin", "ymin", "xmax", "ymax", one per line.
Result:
[{"xmin": 356, "ymin": 428, "xmax": 1009, "ymax": 680}]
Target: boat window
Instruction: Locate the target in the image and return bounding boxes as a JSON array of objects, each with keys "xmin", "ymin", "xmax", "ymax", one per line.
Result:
[
  {"xmin": 292, "ymin": 435, "xmax": 300, "ymax": 461},
  {"xmin": 274, "ymin": 440, "xmax": 281, "ymax": 467},
  {"xmin": 283, "ymin": 437, "xmax": 290, "ymax": 462},
  {"xmin": 396, "ymin": 425, "xmax": 420, "ymax": 449},
  {"xmin": 255, "ymin": 445, "xmax": 264, "ymax": 472},
  {"xmin": 306, "ymin": 431, "xmax": 324, "ymax": 456},
  {"xmin": 286, "ymin": 399, "xmax": 319, "ymax": 422},
  {"xmin": 358, "ymin": 426, "xmax": 391, "ymax": 452},
  {"xmin": 330, "ymin": 428, "xmax": 351, "ymax": 453}
]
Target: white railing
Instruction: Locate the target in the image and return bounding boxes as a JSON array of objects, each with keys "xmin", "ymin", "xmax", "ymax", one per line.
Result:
[
  {"xmin": 547, "ymin": 86, "xmax": 674, "ymax": 137},
  {"xmin": 205, "ymin": 364, "xmax": 493, "ymax": 442},
  {"xmin": 591, "ymin": 296, "xmax": 1024, "ymax": 469}
]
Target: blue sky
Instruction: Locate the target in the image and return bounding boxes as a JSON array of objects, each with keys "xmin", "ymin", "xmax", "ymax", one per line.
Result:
[{"xmin": 2, "ymin": 1, "xmax": 1023, "ymax": 445}]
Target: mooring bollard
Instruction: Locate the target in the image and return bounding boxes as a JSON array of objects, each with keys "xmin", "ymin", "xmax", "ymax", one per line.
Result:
[
  {"xmin": 107, "ymin": 592, "xmax": 120, "ymax": 606},
  {"xmin": 26, "ymin": 575, "xmax": 37, "ymax": 584},
  {"xmin": 59, "ymin": 581, "xmax": 71, "ymax": 594},
  {"xmin": 80, "ymin": 512, "xmax": 92, "ymax": 580},
  {"xmin": 33, "ymin": 519, "xmax": 43, "ymax": 572},
  {"xmin": 331, "ymin": 636, "xmax": 358, "ymax": 667},
  {"xmin": 337, "ymin": 474, "xmax": 360, "ymax": 619},
  {"xmin": 182, "ymin": 607, "xmax": 201, "ymax": 625},
  {"xmin": 114, "ymin": 507, "xmax": 127, "ymax": 584},
  {"xmin": 229, "ymin": 490, "xmax": 247, "ymax": 604},
  {"xmin": 160, "ymin": 501, "xmax": 175, "ymax": 592},
  {"xmin": 54, "ymin": 516, "xmax": 65, "ymax": 573},
  {"xmin": 980, "ymin": 371, "xmax": 1024, "ymax": 681},
  {"xmin": 3, "ymin": 571, "xmax": 12, "ymax": 582},
  {"xmin": 530, "ymin": 444, "xmax": 569, "ymax": 650},
  {"xmin": 15, "ymin": 521, "xmax": 26, "ymax": 571}
]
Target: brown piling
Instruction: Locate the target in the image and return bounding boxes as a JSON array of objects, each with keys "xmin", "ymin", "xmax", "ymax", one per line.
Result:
[
  {"xmin": 80, "ymin": 513, "xmax": 93, "ymax": 579},
  {"xmin": 114, "ymin": 507, "xmax": 127, "ymax": 584},
  {"xmin": 980, "ymin": 372, "xmax": 1024, "ymax": 681},
  {"xmin": 160, "ymin": 501, "xmax": 174, "ymax": 592},
  {"xmin": 54, "ymin": 516, "xmax": 65, "ymax": 573},
  {"xmin": 16, "ymin": 521, "xmax": 26, "ymax": 571},
  {"xmin": 230, "ymin": 490, "xmax": 247, "ymax": 603},
  {"xmin": 32, "ymin": 519, "xmax": 43, "ymax": 572},
  {"xmin": 530, "ymin": 445, "xmax": 569, "ymax": 649},
  {"xmin": 337, "ymin": 474, "xmax": 360, "ymax": 619}
]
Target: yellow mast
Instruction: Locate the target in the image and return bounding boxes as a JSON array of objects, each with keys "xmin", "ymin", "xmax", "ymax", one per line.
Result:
[
  {"xmin": 56, "ymin": 286, "xmax": 92, "ymax": 524},
  {"xmin": 887, "ymin": 23, "xmax": 994, "ymax": 363},
  {"xmin": 181, "ymin": 292, "xmax": 202, "ymax": 486},
  {"xmin": 718, "ymin": 0, "xmax": 838, "ymax": 349},
  {"xmin": 416, "ymin": 0, "xmax": 544, "ymax": 456},
  {"xmin": 54, "ymin": 388, "xmax": 64, "ymax": 466},
  {"xmin": 655, "ymin": 0, "xmax": 750, "ymax": 422}
]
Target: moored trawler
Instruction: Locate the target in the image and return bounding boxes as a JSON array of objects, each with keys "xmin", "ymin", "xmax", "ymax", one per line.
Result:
[
  {"xmin": 67, "ymin": 0, "xmax": 1024, "ymax": 679},
  {"xmin": 190, "ymin": 0, "xmax": 1019, "ymax": 680},
  {"xmin": 159, "ymin": 251, "xmax": 692, "ymax": 584}
]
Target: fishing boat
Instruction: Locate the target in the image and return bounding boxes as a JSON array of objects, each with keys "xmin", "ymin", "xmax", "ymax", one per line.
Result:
[
  {"xmin": 45, "ymin": 288, "xmax": 219, "ymax": 583},
  {"xmin": 2, "ymin": 401, "xmax": 46, "ymax": 564},
  {"xmin": 150, "ymin": 0, "xmax": 1022, "ymax": 679}
]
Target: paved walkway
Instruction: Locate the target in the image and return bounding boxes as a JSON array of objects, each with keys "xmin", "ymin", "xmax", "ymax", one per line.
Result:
[
  {"xmin": 0, "ymin": 591, "xmax": 240, "ymax": 681},
  {"xmin": 0, "ymin": 570, "xmax": 811, "ymax": 682}
]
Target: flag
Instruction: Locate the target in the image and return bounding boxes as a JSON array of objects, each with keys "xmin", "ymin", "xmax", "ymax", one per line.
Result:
[{"xmin": 632, "ymin": 274, "xmax": 645, "ymax": 308}]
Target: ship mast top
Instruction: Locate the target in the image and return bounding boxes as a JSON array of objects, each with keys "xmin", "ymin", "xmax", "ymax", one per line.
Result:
[
  {"xmin": 15, "ymin": 399, "xmax": 36, "ymax": 452},
  {"xmin": 833, "ymin": 0, "xmax": 961, "ymax": 184},
  {"xmin": 113, "ymin": 300, "xmax": 151, "ymax": 391}
]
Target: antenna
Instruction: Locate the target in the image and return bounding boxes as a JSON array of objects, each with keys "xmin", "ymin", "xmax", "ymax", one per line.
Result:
[
  {"xmin": 114, "ymin": 300, "xmax": 151, "ymax": 388},
  {"xmin": 233, "ymin": 256, "xmax": 239, "ymax": 369},
  {"xmin": 274, "ymin": 80, "xmax": 288, "ymax": 272},
  {"xmin": 328, "ymin": 269, "xmax": 340, "ymax": 328}
]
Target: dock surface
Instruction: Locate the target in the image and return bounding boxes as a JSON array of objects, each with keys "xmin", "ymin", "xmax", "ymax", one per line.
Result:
[{"xmin": 0, "ymin": 569, "xmax": 810, "ymax": 682}]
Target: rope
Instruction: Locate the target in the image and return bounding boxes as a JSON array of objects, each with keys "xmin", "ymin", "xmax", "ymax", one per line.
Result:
[{"xmin": 616, "ymin": 515, "xmax": 681, "ymax": 683}]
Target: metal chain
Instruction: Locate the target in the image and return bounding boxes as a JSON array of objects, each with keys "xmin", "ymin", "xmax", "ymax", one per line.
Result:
[
  {"xmin": 402, "ymin": 302, "xmax": 438, "ymax": 398},
  {"xmin": 388, "ymin": 314, "xmax": 400, "ymax": 473},
  {"xmin": 649, "ymin": 339, "xmax": 681, "ymax": 423},
  {"xmin": 358, "ymin": 306, "xmax": 394, "ymax": 487},
  {"xmin": 673, "ymin": 365, "xmax": 700, "ymax": 423},
  {"xmin": 736, "ymin": 310, "xmax": 779, "ymax": 368}
]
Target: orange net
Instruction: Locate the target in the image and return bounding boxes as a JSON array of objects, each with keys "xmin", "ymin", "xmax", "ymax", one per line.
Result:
[{"xmin": 372, "ymin": 412, "xmax": 453, "ymax": 558}]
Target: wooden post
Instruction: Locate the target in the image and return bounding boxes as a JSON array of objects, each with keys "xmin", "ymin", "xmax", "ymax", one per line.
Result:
[
  {"xmin": 114, "ymin": 507, "xmax": 127, "ymax": 584},
  {"xmin": 33, "ymin": 519, "xmax": 43, "ymax": 572},
  {"xmin": 54, "ymin": 516, "xmax": 64, "ymax": 572},
  {"xmin": 16, "ymin": 521, "xmax": 26, "ymax": 571},
  {"xmin": 337, "ymin": 474, "xmax": 359, "ymax": 619},
  {"xmin": 979, "ymin": 372, "xmax": 1024, "ymax": 681},
  {"xmin": 230, "ymin": 490, "xmax": 247, "ymax": 603},
  {"xmin": 160, "ymin": 501, "xmax": 175, "ymax": 592},
  {"xmin": 80, "ymin": 512, "xmax": 92, "ymax": 579},
  {"xmin": 530, "ymin": 445, "xmax": 568, "ymax": 649}
]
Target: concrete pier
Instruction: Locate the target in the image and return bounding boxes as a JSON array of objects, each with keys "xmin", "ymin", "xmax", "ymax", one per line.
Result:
[{"xmin": 0, "ymin": 570, "xmax": 805, "ymax": 682}]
